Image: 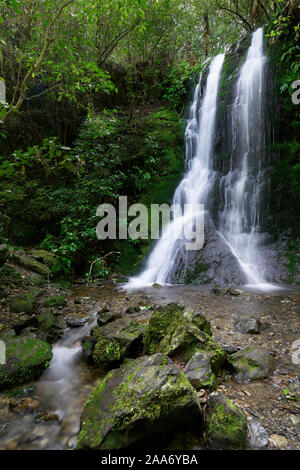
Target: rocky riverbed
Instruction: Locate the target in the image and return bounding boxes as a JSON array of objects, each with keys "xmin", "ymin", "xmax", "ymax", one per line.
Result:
[{"xmin": 0, "ymin": 256, "xmax": 299, "ymax": 450}]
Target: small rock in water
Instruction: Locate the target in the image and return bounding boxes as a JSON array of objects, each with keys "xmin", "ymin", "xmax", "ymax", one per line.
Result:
[
  {"xmin": 269, "ymin": 434, "xmax": 288, "ymax": 449},
  {"xmin": 248, "ymin": 418, "xmax": 269, "ymax": 448},
  {"xmin": 66, "ymin": 317, "xmax": 88, "ymax": 328},
  {"xmin": 152, "ymin": 283, "xmax": 162, "ymax": 288},
  {"xmin": 222, "ymin": 345, "xmax": 238, "ymax": 355},
  {"xmin": 233, "ymin": 316, "xmax": 262, "ymax": 334}
]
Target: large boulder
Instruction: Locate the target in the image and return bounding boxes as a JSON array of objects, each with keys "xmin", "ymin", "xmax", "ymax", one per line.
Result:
[
  {"xmin": 0, "ymin": 335, "xmax": 52, "ymax": 390},
  {"xmin": 9, "ymin": 292, "xmax": 35, "ymax": 314},
  {"xmin": 92, "ymin": 318, "xmax": 145, "ymax": 365},
  {"xmin": 204, "ymin": 392, "xmax": 247, "ymax": 449},
  {"xmin": 144, "ymin": 303, "xmax": 224, "ymax": 364},
  {"xmin": 0, "ymin": 244, "xmax": 9, "ymax": 267},
  {"xmin": 165, "ymin": 212, "xmax": 247, "ymax": 285},
  {"xmin": 76, "ymin": 353, "xmax": 201, "ymax": 450},
  {"xmin": 227, "ymin": 346, "xmax": 275, "ymax": 382},
  {"xmin": 183, "ymin": 349, "xmax": 226, "ymax": 390}
]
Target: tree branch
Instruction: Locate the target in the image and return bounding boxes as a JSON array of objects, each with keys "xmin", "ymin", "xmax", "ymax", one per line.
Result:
[{"xmin": 1, "ymin": 0, "xmax": 75, "ymax": 126}]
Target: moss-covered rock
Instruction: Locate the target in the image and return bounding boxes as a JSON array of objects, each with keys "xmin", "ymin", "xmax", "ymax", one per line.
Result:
[
  {"xmin": 227, "ymin": 346, "xmax": 275, "ymax": 383},
  {"xmin": 0, "ymin": 335, "xmax": 52, "ymax": 390},
  {"xmin": 29, "ymin": 249, "xmax": 61, "ymax": 273},
  {"xmin": 43, "ymin": 295, "xmax": 67, "ymax": 308},
  {"xmin": 12, "ymin": 253, "xmax": 51, "ymax": 277},
  {"xmin": 9, "ymin": 292, "xmax": 35, "ymax": 313},
  {"xmin": 183, "ymin": 349, "xmax": 226, "ymax": 390},
  {"xmin": 76, "ymin": 353, "xmax": 201, "ymax": 450},
  {"xmin": 204, "ymin": 392, "xmax": 247, "ymax": 449},
  {"xmin": 144, "ymin": 303, "xmax": 223, "ymax": 364},
  {"xmin": 92, "ymin": 318, "xmax": 145, "ymax": 365}
]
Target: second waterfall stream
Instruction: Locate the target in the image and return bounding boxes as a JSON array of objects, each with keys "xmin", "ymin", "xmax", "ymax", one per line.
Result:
[{"xmin": 128, "ymin": 27, "xmax": 278, "ymax": 291}]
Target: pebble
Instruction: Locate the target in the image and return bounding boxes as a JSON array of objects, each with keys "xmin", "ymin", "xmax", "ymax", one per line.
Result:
[{"xmin": 269, "ymin": 434, "xmax": 288, "ymax": 449}]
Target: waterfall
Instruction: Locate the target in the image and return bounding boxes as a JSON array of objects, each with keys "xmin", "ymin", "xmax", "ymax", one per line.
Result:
[
  {"xmin": 127, "ymin": 27, "xmax": 280, "ymax": 291},
  {"xmin": 217, "ymin": 27, "xmax": 278, "ymax": 290},
  {"xmin": 127, "ymin": 53, "xmax": 225, "ymax": 288}
]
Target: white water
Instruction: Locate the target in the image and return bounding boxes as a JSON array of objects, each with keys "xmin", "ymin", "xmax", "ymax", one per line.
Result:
[
  {"xmin": 127, "ymin": 28, "xmax": 281, "ymax": 292},
  {"xmin": 218, "ymin": 27, "xmax": 280, "ymax": 291},
  {"xmin": 127, "ymin": 54, "xmax": 225, "ymax": 288}
]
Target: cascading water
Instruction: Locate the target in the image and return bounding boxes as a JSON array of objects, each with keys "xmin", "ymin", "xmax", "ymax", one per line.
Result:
[
  {"xmin": 127, "ymin": 27, "xmax": 280, "ymax": 291},
  {"xmin": 217, "ymin": 27, "xmax": 278, "ymax": 290},
  {"xmin": 128, "ymin": 53, "xmax": 225, "ymax": 288}
]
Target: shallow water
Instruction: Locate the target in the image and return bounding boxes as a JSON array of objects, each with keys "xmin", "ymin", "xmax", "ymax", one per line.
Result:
[{"xmin": 0, "ymin": 281, "xmax": 299, "ymax": 450}]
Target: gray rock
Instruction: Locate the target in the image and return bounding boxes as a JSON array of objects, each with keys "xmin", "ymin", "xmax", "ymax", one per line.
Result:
[
  {"xmin": 227, "ymin": 346, "xmax": 275, "ymax": 382},
  {"xmin": 97, "ymin": 310, "xmax": 122, "ymax": 326},
  {"xmin": 233, "ymin": 316, "xmax": 262, "ymax": 334},
  {"xmin": 183, "ymin": 350, "xmax": 226, "ymax": 390},
  {"xmin": 76, "ymin": 353, "xmax": 201, "ymax": 449},
  {"xmin": 66, "ymin": 317, "xmax": 88, "ymax": 328},
  {"xmin": 167, "ymin": 213, "xmax": 247, "ymax": 285}
]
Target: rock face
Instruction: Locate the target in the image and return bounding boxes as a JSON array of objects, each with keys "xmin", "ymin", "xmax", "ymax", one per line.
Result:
[
  {"xmin": 144, "ymin": 303, "xmax": 224, "ymax": 364},
  {"xmin": 9, "ymin": 293, "xmax": 35, "ymax": 313},
  {"xmin": 0, "ymin": 335, "xmax": 52, "ymax": 390},
  {"xmin": 76, "ymin": 354, "xmax": 201, "ymax": 450},
  {"xmin": 233, "ymin": 316, "xmax": 262, "ymax": 334},
  {"xmin": 204, "ymin": 392, "xmax": 247, "ymax": 449},
  {"xmin": 166, "ymin": 213, "xmax": 247, "ymax": 285},
  {"xmin": 0, "ymin": 244, "xmax": 9, "ymax": 267},
  {"xmin": 92, "ymin": 318, "xmax": 145, "ymax": 365},
  {"xmin": 227, "ymin": 346, "xmax": 275, "ymax": 382},
  {"xmin": 183, "ymin": 349, "xmax": 226, "ymax": 390}
]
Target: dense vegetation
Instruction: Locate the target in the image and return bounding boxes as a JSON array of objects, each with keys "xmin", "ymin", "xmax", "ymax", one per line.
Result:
[{"xmin": 0, "ymin": 0, "xmax": 299, "ymax": 280}]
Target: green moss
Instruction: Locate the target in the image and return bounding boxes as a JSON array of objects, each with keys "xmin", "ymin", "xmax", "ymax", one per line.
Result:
[
  {"xmin": 0, "ymin": 335, "xmax": 52, "ymax": 390},
  {"xmin": 207, "ymin": 403, "xmax": 246, "ymax": 449},
  {"xmin": 144, "ymin": 303, "xmax": 215, "ymax": 363},
  {"xmin": 184, "ymin": 263, "xmax": 209, "ymax": 284},
  {"xmin": 9, "ymin": 292, "xmax": 35, "ymax": 313},
  {"xmin": 77, "ymin": 354, "xmax": 200, "ymax": 450},
  {"xmin": 12, "ymin": 254, "xmax": 51, "ymax": 277},
  {"xmin": 44, "ymin": 295, "xmax": 66, "ymax": 308}
]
